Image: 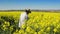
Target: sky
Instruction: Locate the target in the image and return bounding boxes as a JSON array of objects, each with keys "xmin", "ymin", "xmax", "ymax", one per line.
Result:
[{"xmin": 0, "ymin": 0, "xmax": 60, "ymax": 10}]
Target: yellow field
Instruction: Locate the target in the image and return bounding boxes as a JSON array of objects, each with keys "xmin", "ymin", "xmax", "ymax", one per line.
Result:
[{"xmin": 0, "ymin": 11, "xmax": 60, "ymax": 34}]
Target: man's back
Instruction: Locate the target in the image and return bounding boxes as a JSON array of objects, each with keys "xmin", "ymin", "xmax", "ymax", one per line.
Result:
[
  {"xmin": 19, "ymin": 12, "xmax": 28, "ymax": 27},
  {"xmin": 20, "ymin": 12, "xmax": 27, "ymax": 22}
]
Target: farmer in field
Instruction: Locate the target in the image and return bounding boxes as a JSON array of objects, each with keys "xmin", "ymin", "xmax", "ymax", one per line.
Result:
[{"xmin": 19, "ymin": 9, "xmax": 31, "ymax": 28}]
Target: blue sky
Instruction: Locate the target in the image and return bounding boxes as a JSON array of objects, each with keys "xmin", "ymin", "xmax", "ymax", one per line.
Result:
[{"xmin": 0, "ymin": 0, "xmax": 60, "ymax": 10}]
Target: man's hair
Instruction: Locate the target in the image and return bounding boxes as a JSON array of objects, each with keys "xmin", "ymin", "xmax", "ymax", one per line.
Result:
[
  {"xmin": 25, "ymin": 9, "xmax": 31, "ymax": 14},
  {"xmin": 28, "ymin": 9, "xmax": 31, "ymax": 13}
]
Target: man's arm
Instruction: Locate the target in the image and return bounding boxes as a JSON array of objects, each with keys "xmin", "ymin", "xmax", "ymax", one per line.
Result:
[
  {"xmin": 25, "ymin": 14, "xmax": 29, "ymax": 20},
  {"xmin": 25, "ymin": 16, "xmax": 29, "ymax": 20}
]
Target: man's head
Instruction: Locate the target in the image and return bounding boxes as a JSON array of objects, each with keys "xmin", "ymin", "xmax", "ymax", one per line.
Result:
[
  {"xmin": 28, "ymin": 9, "xmax": 31, "ymax": 13},
  {"xmin": 25, "ymin": 9, "xmax": 31, "ymax": 14}
]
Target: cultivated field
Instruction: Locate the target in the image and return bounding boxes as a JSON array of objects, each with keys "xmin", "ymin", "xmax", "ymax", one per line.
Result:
[{"xmin": 0, "ymin": 11, "xmax": 60, "ymax": 34}]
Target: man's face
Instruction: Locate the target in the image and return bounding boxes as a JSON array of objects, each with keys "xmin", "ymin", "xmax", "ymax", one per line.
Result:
[{"xmin": 29, "ymin": 11, "xmax": 31, "ymax": 13}]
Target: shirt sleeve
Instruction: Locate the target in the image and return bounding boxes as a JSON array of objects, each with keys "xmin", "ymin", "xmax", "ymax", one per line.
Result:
[{"xmin": 25, "ymin": 14, "xmax": 28, "ymax": 20}]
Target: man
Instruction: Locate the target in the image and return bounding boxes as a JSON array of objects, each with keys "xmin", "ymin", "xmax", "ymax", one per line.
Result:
[{"xmin": 19, "ymin": 9, "xmax": 31, "ymax": 28}]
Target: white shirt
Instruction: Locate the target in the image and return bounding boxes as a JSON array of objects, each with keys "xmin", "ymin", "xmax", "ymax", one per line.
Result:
[{"xmin": 19, "ymin": 12, "xmax": 28, "ymax": 27}]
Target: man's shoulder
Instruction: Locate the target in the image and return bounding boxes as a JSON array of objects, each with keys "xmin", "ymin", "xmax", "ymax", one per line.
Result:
[{"xmin": 21, "ymin": 12, "xmax": 27, "ymax": 16}]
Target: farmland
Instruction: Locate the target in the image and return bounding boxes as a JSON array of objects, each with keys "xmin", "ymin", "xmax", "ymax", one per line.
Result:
[{"xmin": 0, "ymin": 11, "xmax": 60, "ymax": 34}]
